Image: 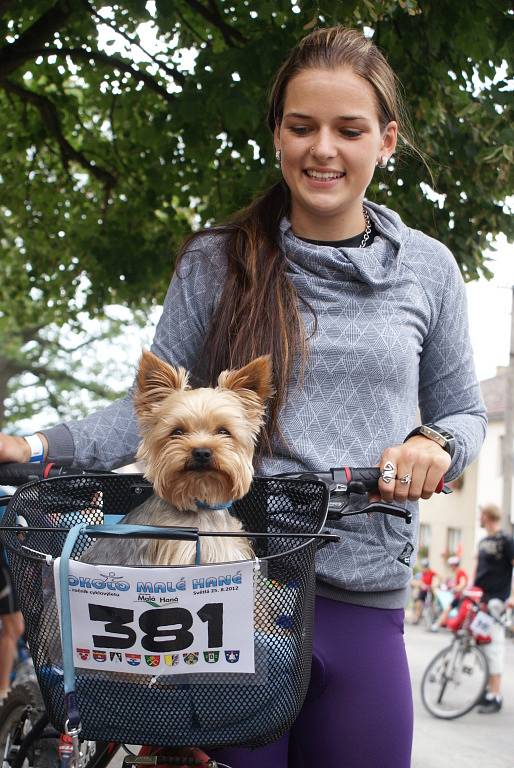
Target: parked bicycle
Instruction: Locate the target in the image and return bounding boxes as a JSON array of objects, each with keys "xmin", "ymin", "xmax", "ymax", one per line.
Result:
[
  {"xmin": 0, "ymin": 461, "xmax": 419, "ymax": 768},
  {"xmin": 420, "ymin": 587, "xmax": 510, "ymax": 719}
]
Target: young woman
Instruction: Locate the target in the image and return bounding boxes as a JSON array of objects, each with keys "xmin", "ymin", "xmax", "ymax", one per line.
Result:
[{"xmin": 0, "ymin": 26, "xmax": 486, "ymax": 767}]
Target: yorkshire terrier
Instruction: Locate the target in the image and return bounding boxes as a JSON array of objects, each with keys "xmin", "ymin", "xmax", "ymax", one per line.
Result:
[{"xmin": 82, "ymin": 350, "xmax": 273, "ymax": 566}]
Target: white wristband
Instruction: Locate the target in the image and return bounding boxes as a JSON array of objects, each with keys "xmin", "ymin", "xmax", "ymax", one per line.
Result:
[{"xmin": 24, "ymin": 434, "xmax": 45, "ymax": 464}]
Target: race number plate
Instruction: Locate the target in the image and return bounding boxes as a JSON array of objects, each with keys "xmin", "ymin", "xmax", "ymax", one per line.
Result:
[
  {"xmin": 54, "ymin": 559, "xmax": 256, "ymax": 675},
  {"xmin": 470, "ymin": 610, "xmax": 494, "ymax": 637}
]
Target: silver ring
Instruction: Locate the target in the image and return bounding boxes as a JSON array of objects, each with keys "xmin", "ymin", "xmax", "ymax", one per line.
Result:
[
  {"xmin": 380, "ymin": 461, "xmax": 397, "ymax": 484},
  {"xmin": 399, "ymin": 474, "xmax": 412, "ymax": 485}
]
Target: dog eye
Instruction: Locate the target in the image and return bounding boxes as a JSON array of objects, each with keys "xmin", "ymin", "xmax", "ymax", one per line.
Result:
[
  {"xmin": 170, "ymin": 428, "xmax": 185, "ymax": 437},
  {"xmin": 216, "ymin": 428, "xmax": 231, "ymax": 436}
]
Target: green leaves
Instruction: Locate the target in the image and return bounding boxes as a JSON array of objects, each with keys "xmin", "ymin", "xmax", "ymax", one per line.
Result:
[{"xmin": 2, "ymin": 0, "xmax": 510, "ymax": 293}]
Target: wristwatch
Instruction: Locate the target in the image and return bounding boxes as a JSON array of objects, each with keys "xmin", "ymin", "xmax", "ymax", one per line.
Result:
[{"xmin": 404, "ymin": 424, "xmax": 455, "ymax": 459}]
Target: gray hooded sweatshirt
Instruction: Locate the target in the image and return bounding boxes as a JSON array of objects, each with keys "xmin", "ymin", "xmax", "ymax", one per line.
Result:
[{"xmin": 42, "ymin": 201, "xmax": 487, "ymax": 609}]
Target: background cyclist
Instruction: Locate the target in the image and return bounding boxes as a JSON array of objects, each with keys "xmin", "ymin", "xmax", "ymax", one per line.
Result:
[
  {"xmin": 431, "ymin": 555, "xmax": 468, "ymax": 632},
  {"xmin": 473, "ymin": 502, "xmax": 514, "ymax": 714},
  {"xmin": 412, "ymin": 558, "xmax": 438, "ymax": 625}
]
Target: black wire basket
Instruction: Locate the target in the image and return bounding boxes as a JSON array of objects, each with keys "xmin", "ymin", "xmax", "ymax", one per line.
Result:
[{"xmin": 1, "ymin": 473, "xmax": 329, "ymax": 749}]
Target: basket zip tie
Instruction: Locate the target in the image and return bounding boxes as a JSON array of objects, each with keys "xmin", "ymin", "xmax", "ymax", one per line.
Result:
[{"xmin": 66, "ymin": 723, "xmax": 82, "ymax": 768}]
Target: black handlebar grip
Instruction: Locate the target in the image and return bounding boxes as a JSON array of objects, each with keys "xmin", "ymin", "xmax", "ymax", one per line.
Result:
[
  {"xmin": 0, "ymin": 462, "xmax": 47, "ymax": 485},
  {"xmin": 344, "ymin": 467, "xmax": 381, "ymax": 492},
  {"xmin": 340, "ymin": 467, "xmax": 447, "ymax": 495},
  {"xmin": 0, "ymin": 462, "xmax": 96, "ymax": 486}
]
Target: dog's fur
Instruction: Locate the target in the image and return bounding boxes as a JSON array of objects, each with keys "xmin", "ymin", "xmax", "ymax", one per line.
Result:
[{"xmin": 82, "ymin": 351, "xmax": 273, "ymax": 566}]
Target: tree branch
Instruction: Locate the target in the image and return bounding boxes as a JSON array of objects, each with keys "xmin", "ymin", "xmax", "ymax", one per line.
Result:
[
  {"xmin": 61, "ymin": 330, "xmax": 123, "ymax": 353},
  {"xmin": 0, "ymin": 0, "xmax": 74, "ymax": 77},
  {"xmin": 29, "ymin": 364, "xmax": 118, "ymax": 398},
  {"xmin": 25, "ymin": 45, "xmax": 183, "ymax": 97},
  {"xmin": 175, "ymin": 8, "xmax": 210, "ymax": 45},
  {"xmin": 20, "ymin": 323, "xmax": 48, "ymax": 345},
  {"xmin": 184, "ymin": 0, "xmax": 246, "ymax": 46},
  {"xmin": 1, "ymin": 1, "xmax": 185, "ymax": 96},
  {"xmin": 86, "ymin": 0, "xmax": 187, "ymax": 84},
  {"xmin": 0, "ymin": 77, "xmax": 117, "ymax": 189}
]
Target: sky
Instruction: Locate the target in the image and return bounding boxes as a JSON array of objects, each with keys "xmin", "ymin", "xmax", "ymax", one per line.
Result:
[{"xmin": 466, "ymin": 237, "xmax": 514, "ymax": 382}]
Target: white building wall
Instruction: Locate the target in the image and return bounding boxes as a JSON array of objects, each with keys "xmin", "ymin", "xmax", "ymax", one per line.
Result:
[
  {"xmin": 418, "ymin": 415, "xmax": 511, "ymax": 584},
  {"xmin": 475, "ymin": 419, "xmax": 504, "ymax": 512},
  {"xmin": 419, "ymin": 460, "xmax": 479, "ymax": 583}
]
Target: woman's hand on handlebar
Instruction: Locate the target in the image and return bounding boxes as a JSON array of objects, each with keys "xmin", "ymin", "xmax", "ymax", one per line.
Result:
[
  {"xmin": 0, "ymin": 434, "xmax": 33, "ymax": 464},
  {"xmin": 372, "ymin": 436, "xmax": 451, "ymax": 504},
  {"xmin": 0, "ymin": 433, "xmax": 48, "ymax": 464}
]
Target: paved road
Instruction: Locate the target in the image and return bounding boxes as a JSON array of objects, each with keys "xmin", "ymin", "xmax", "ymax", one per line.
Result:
[{"xmin": 406, "ymin": 622, "xmax": 514, "ymax": 768}]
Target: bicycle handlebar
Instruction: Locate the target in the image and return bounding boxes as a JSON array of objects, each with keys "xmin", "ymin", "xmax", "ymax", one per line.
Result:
[
  {"xmin": 0, "ymin": 463, "xmax": 448, "ymax": 492},
  {"xmin": 0, "ymin": 462, "xmax": 450, "ymax": 526},
  {"xmin": 0, "ymin": 462, "xmax": 112, "ymax": 487},
  {"xmin": 276, "ymin": 466, "xmax": 449, "ymax": 495}
]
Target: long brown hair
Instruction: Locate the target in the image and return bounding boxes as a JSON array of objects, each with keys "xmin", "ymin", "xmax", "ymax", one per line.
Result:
[{"xmin": 178, "ymin": 26, "xmax": 412, "ymax": 456}]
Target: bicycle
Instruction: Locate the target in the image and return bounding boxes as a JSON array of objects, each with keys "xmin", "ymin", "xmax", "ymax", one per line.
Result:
[
  {"xmin": 420, "ymin": 587, "xmax": 509, "ymax": 719},
  {"xmin": 0, "ymin": 461, "xmax": 428, "ymax": 768},
  {"xmin": 419, "ymin": 585, "xmax": 454, "ymax": 631}
]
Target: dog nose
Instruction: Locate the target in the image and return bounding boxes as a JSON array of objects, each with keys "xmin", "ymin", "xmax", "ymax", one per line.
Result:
[{"xmin": 191, "ymin": 447, "xmax": 212, "ymax": 464}]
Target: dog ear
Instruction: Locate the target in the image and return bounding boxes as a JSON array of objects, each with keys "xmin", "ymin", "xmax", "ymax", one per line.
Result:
[
  {"xmin": 134, "ymin": 350, "xmax": 189, "ymax": 416},
  {"xmin": 217, "ymin": 355, "xmax": 274, "ymax": 403}
]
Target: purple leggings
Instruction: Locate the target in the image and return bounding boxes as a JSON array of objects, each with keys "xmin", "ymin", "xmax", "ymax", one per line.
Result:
[{"xmin": 211, "ymin": 597, "xmax": 413, "ymax": 768}]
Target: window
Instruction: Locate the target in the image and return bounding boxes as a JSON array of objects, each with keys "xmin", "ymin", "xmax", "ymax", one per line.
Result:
[
  {"xmin": 498, "ymin": 435, "xmax": 514, "ymax": 477},
  {"xmin": 447, "ymin": 527, "xmax": 462, "ymax": 557},
  {"xmin": 419, "ymin": 524, "xmax": 431, "ymax": 551}
]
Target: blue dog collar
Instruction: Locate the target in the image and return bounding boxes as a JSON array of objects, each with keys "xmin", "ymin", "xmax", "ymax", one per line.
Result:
[{"xmin": 195, "ymin": 499, "xmax": 233, "ymax": 511}]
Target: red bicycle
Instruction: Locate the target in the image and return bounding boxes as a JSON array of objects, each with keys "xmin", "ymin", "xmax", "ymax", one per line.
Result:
[{"xmin": 421, "ymin": 587, "xmax": 509, "ymax": 719}]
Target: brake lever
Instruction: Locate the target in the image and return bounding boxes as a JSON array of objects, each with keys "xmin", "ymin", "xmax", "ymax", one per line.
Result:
[
  {"xmin": 327, "ymin": 494, "xmax": 412, "ymax": 524},
  {"xmin": 361, "ymin": 501, "xmax": 412, "ymax": 524}
]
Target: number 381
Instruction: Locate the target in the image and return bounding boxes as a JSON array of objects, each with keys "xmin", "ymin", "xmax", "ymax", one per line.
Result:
[{"xmin": 88, "ymin": 603, "xmax": 223, "ymax": 652}]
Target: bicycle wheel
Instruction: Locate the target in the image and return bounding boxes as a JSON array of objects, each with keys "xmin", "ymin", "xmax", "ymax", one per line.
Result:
[
  {"xmin": 421, "ymin": 639, "xmax": 488, "ymax": 719},
  {"xmin": 0, "ymin": 680, "xmax": 58, "ymax": 768}
]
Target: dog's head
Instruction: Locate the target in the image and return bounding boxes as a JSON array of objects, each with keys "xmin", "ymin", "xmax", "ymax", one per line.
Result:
[{"xmin": 134, "ymin": 351, "xmax": 273, "ymax": 511}]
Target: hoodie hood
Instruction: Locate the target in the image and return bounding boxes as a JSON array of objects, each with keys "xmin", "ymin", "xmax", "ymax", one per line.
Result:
[{"xmin": 279, "ymin": 201, "xmax": 409, "ymax": 288}]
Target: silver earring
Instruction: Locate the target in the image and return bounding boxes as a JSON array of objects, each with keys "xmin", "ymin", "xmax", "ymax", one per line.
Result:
[
  {"xmin": 275, "ymin": 149, "xmax": 281, "ymax": 163},
  {"xmin": 377, "ymin": 156, "xmax": 388, "ymax": 168},
  {"xmin": 310, "ymin": 146, "xmax": 316, "ymax": 154}
]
